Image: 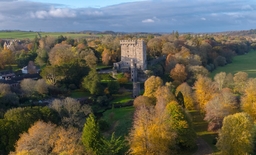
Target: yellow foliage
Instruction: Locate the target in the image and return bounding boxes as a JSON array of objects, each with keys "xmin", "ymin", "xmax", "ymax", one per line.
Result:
[
  {"xmin": 242, "ymin": 79, "xmax": 256, "ymax": 121},
  {"xmin": 216, "ymin": 112, "xmax": 254, "ymax": 155},
  {"xmin": 194, "ymin": 75, "xmax": 218, "ymax": 111},
  {"xmin": 143, "ymin": 76, "xmax": 163, "ymax": 99},
  {"xmin": 128, "ymin": 106, "xmax": 176, "ymax": 155}
]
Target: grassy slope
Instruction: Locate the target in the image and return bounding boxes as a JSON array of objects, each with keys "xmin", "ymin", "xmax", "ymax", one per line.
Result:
[
  {"xmin": 102, "ymin": 106, "xmax": 134, "ymax": 137},
  {"xmin": 211, "ymin": 50, "xmax": 256, "ymax": 78},
  {"xmin": 0, "ymin": 31, "xmax": 101, "ymax": 39},
  {"xmin": 190, "ymin": 110, "xmax": 218, "ymax": 152}
]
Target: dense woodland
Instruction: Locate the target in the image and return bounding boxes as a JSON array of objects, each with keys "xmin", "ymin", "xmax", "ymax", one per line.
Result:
[{"xmin": 0, "ymin": 30, "xmax": 256, "ymax": 154}]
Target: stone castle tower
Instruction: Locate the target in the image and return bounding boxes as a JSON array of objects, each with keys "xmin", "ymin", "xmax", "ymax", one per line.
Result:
[
  {"xmin": 114, "ymin": 39, "xmax": 147, "ymax": 71},
  {"xmin": 113, "ymin": 39, "xmax": 147, "ymax": 98}
]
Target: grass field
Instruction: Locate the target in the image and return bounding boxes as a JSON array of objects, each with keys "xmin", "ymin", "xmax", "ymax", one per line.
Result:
[
  {"xmin": 0, "ymin": 31, "xmax": 103, "ymax": 40},
  {"xmin": 102, "ymin": 106, "xmax": 134, "ymax": 137},
  {"xmin": 110, "ymin": 92, "xmax": 133, "ymax": 105},
  {"xmin": 189, "ymin": 110, "xmax": 218, "ymax": 152},
  {"xmin": 211, "ymin": 50, "xmax": 256, "ymax": 78},
  {"xmin": 70, "ymin": 89, "xmax": 90, "ymax": 98}
]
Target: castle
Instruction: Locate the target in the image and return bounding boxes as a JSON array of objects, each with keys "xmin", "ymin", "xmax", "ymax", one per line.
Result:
[{"xmin": 113, "ymin": 39, "xmax": 147, "ymax": 98}]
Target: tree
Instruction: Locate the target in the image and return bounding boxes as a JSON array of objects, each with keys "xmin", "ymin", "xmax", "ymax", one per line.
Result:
[
  {"xmin": 35, "ymin": 48, "xmax": 48, "ymax": 67},
  {"xmin": 50, "ymin": 97, "xmax": 91, "ymax": 129},
  {"xmin": 170, "ymin": 64, "xmax": 187, "ymax": 85},
  {"xmin": 20, "ymin": 78, "xmax": 37, "ymax": 95},
  {"xmin": 214, "ymin": 72, "xmax": 226, "ymax": 90},
  {"xmin": 128, "ymin": 105, "xmax": 176, "ymax": 154},
  {"xmin": 40, "ymin": 65, "xmax": 63, "ymax": 85},
  {"xmin": 216, "ymin": 112, "xmax": 254, "ymax": 155},
  {"xmin": 233, "ymin": 71, "xmax": 248, "ymax": 94},
  {"xmin": 0, "ymin": 83, "xmax": 11, "ymax": 95},
  {"xmin": 165, "ymin": 101, "xmax": 196, "ymax": 149},
  {"xmin": 133, "ymin": 96, "xmax": 154, "ymax": 108},
  {"xmin": 101, "ymin": 133, "xmax": 125, "ymax": 155},
  {"xmin": 3, "ymin": 107, "xmax": 59, "ymax": 153},
  {"xmin": 187, "ymin": 65, "xmax": 209, "ymax": 83},
  {"xmin": 147, "ymin": 38, "xmax": 162, "ymax": 57},
  {"xmin": 82, "ymin": 114, "xmax": 102, "ymax": 155},
  {"xmin": 49, "ymin": 126, "xmax": 84, "ymax": 155},
  {"xmin": 155, "ymin": 86, "xmax": 176, "ymax": 114},
  {"xmin": 82, "ymin": 69, "xmax": 103, "ymax": 95},
  {"xmin": 0, "ymin": 120, "xmax": 19, "ymax": 153},
  {"xmin": 49, "ymin": 44, "xmax": 74, "ymax": 66},
  {"xmin": 13, "ymin": 121, "xmax": 84, "ymax": 155},
  {"xmin": 194, "ymin": 75, "xmax": 218, "ymax": 111},
  {"xmin": 14, "ymin": 121, "xmax": 56, "ymax": 155},
  {"xmin": 175, "ymin": 82, "xmax": 195, "ymax": 110},
  {"xmin": 204, "ymin": 89, "xmax": 238, "ymax": 131},
  {"xmin": 143, "ymin": 76, "xmax": 163, "ymax": 99},
  {"xmin": 241, "ymin": 78, "xmax": 256, "ymax": 121},
  {"xmin": 107, "ymin": 80, "xmax": 120, "ymax": 95},
  {"xmin": 101, "ymin": 48, "xmax": 111, "ymax": 65},
  {"xmin": 27, "ymin": 61, "xmax": 37, "ymax": 74},
  {"xmin": 35, "ymin": 79, "xmax": 48, "ymax": 95},
  {"xmin": 84, "ymin": 53, "xmax": 98, "ymax": 69}
]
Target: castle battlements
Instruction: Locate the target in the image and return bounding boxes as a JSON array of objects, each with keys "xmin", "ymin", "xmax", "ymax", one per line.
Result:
[{"xmin": 120, "ymin": 40, "xmax": 137, "ymax": 45}]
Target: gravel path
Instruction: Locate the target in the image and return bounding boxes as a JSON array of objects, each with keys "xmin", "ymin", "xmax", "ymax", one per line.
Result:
[{"xmin": 193, "ymin": 137, "xmax": 213, "ymax": 155}]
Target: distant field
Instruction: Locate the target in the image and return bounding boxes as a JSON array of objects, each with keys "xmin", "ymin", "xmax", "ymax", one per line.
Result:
[
  {"xmin": 211, "ymin": 50, "xmax": 256, "ymax": 78},
  {"xmin": 0, "ymin": 31, "xmax": 103, "ymax": 40}
]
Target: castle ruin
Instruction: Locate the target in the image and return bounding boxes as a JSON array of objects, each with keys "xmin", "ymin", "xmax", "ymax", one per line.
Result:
[{"xmin": 113, "ymin": 40, "xmax": 147, "ymax": 98}]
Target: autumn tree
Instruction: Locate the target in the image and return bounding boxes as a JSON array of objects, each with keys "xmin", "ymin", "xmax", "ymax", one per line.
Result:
[
  {"xmin": 241, "ymin": 78, "xmax": 256, "ymax": 121},
  {"xmin": 204, "ymin": 89, "xmax": 238, "ymax": 131},
  {"xmin": 170, "ymin": 63, "xmax": 187, "ymax": 85},
  {"xmin": 147, "ymin": 38, "xmax": 162, "ymax": 57},
  {"xmin": 216, "ymin": 112, "xmax": 254, "ymax": 155},
  {"xmin": 35, "ymin": 79, "xmax": 48, "ymax": 95},
  {"xmin": 128, "ymin": 105, "xmax": 176, "ymax": 154},
  {"xmin": 84, "ymin": 53, "xmax": 98, "ymax": 69},
  {"xmin": 101, "ymin": 48, "xmax": 111, "ymax": 65},
  {"xmin": 20, "ymin": 78, "xmax": 37, "ymax": 95},
  {"xmin": 50, "ymin": 97, "xmax": 91, "ymax": 129},
  {"xmin": 0, "ymin": 83, "xmax": 11, "ymax": 95},
  {"xmin": 155, "ymin": 86, "xmax": 176, "ymax": 114},
  {"xmin": 13, "ymin": 121, "xmax": 84, "ymax": 155},
  {"xmin": 14, "ymin": 121, "xmax": 56, "ymax": 155},
  {"xmin": 143, "ymin": 76, "xmax": 163, "ymax": 99},
  {"xmin": 187, "ymin": 65, "xmax": 209, "ymax": 83},
  {"xmin": 49, "ymin": 44, "xmax": 74, "ymax": 66},
  {"xmin": 194, "ymin": 75, "xmax": 218, "ymax": 111},
  {"xmin": 233, "ymin": 71, "xmax": 248, "ymax": 94},
  {"xmin": 176, "ymin": 82, "xmax": 195, "ymax": 110},
  {"xmin": 27, "ymin": 61, "xmax": 37, "ymax": 74},
  {"xmin": 165, "ymin": 101, "xmax": 196, "ymax": 149},
  {"xmin": 133, "ymin": 95, "xmax": 154, "ymax": 108},
  {"xmin": 214, "ymin": 72, "xmax": 226, "ymax": 90}
]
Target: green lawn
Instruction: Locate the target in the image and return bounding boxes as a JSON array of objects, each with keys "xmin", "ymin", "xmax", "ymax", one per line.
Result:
[
  {"xmin": 211, "ymin": 50, "xmax": 256, "ymax": 78},
  {"xmin": 0, "ymin": 31, "xmax": 103, "ymax": 40},
  {"xmin": 189, "ymin": 110, "xmax": 218, "ymax": 152},
  {"xmin": 102, "ymin": 106, "xmax": 134, "ymax": 137},
  {"xmin": 110, "ymin": 92, "xmax": 133, "ymax": 104},
  {"xmin": 70, "ymin": 90, "xmax": 91, "ymax": 98}
]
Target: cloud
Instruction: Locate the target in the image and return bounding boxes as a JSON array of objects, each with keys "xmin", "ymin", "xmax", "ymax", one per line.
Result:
[
  {"xmin": 30, "ymin": 7, "xmax": 76, "ymax": 19},
  {"xmin": 241, "ymin": 5, "xmax": 253, "ymax": 10},
  {"xmin": 0, "ymin": 0, "xmax": 256, "ymax": 32},
  {"xmin": 142, "ymin": 19, "xmax": 155, "ymax": 23}
]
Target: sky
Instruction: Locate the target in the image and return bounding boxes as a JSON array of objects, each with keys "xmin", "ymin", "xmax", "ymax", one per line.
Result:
[{"xmin": 0, "ymin": 0, "xmax": 255, "ymax": 33}]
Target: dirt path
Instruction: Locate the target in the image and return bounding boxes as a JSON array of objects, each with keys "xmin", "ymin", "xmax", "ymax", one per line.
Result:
[{"xmin": 193, "ymin": 137, "xmax": 213, "ymax": 155}]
